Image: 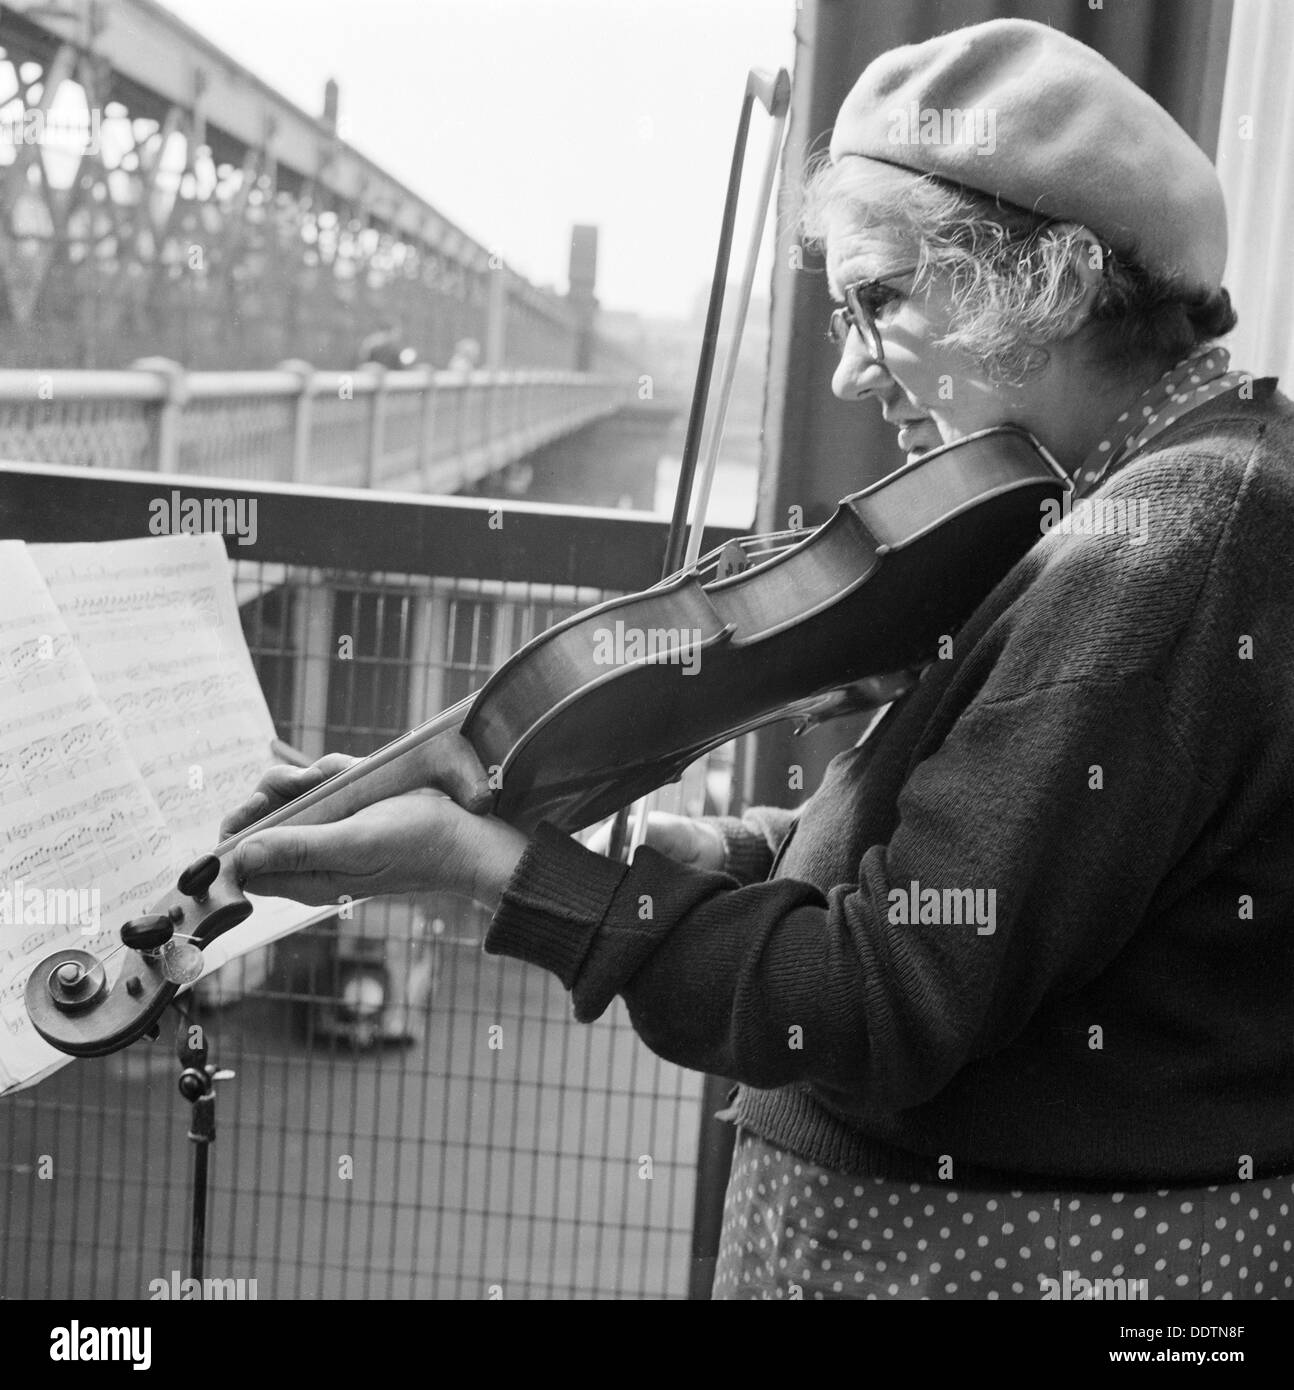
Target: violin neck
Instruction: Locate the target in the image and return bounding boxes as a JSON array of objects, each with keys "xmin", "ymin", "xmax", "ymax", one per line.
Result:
[{"xmin": 212, "ymin": 694, "xmax": 475, "ymax": 856}]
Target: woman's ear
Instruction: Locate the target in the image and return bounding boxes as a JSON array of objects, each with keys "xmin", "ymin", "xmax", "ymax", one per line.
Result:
[
  {"xmin": 1049, "ymin": 221, "xmax": 1106, "ymax": 329},
  {"xmin": 1056, "ymin": 221, "xmax": 1106, "ymax": 303}
]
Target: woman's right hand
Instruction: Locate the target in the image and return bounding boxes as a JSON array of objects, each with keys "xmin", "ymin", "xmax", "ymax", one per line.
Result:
[{"xmin": 583, "ymin": 811, "xmax": 726, "ymax": 872}]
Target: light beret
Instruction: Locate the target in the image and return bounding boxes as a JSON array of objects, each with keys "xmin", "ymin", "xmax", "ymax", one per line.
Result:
[{"xmin": 829, "ymin": 18, "xmax": 1227, "ymax": 292}]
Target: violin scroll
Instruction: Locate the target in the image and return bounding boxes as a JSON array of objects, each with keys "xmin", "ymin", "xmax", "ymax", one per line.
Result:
[{"xmin": 25, "ymin": 853, "xmax": 251, "ymax": 1058}]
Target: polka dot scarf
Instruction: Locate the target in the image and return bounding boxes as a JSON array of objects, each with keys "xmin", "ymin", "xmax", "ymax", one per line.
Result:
[{"xmin": 1073, "ymin": 347, "xmax": 1248, "ymax": 499}]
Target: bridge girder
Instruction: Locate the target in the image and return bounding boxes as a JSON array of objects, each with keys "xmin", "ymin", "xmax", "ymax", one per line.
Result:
[{"xmin": 0, "ymin": 0, "xmax": 617, "ymax": 373}]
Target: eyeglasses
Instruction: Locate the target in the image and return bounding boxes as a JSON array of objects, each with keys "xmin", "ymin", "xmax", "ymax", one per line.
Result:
[{"xmin": 826, "ymin": 266, "xmax": 921, "ymax": 363}]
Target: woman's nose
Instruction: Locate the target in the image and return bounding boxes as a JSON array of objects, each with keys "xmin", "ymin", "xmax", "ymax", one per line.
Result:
[{"xmin": 831, "ymin": 333, "xmax": 891, "ymax": 401}]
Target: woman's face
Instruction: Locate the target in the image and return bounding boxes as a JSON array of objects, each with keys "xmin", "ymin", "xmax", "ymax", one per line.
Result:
[{"xmin": 825, "ymin": 221, "xmax": 1036, "ymax": 458}]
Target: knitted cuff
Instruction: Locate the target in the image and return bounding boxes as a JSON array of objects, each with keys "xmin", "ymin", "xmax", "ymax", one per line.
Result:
[{"xmin": 484, "ymin": 822, "xmax": 626, "ymax": 987}]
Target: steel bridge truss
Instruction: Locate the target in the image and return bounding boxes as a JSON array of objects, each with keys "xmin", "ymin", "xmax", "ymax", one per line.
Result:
[{"xmin": 0, "ymin": 0, "xmax": 599, "ymax": 373}]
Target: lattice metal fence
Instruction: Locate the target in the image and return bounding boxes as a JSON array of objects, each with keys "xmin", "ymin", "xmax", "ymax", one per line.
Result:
[
  {"xmin": 1, "ymin": 545, "xmax": 732, "ymax": 1299},
  {"xmin": 176, "ymin": 397, "xmax": 297, "ymax": 483},
  {"xmin": 0, "ymin": 396, "xmax": 159, "ymax": 471},
  {"xmin": 0, "ymin": 368, "xmax": 633, "ymax": 491}
]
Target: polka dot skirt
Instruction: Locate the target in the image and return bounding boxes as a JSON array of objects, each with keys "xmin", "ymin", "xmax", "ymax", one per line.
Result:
[{"xmin": 712, "ymin": 1130, "xmax": 1294, "ymax": 1301}]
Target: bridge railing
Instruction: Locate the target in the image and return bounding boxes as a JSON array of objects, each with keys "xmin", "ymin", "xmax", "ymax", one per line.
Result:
[{"xmin": 0, "ymin": 366, "xmax": 637, "ymax": 492}]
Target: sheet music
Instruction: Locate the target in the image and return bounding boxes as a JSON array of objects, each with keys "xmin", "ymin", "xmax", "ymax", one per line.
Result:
[
  {"xmin": 0, "ymin": 535, "xmax": 341, "ymax": 1096},
  {"xmin": 0, "ymin": 542, "xmax": 175, "ymax": 1093},
  {"xmin": 31, "ymin": 534, "xmax": 278, "ymax": 866}
]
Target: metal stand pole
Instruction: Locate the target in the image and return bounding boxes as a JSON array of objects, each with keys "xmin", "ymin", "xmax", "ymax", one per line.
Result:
[{"xmin": 175, "ymin": 1010, "xmax": 233, "ymax": 1291}]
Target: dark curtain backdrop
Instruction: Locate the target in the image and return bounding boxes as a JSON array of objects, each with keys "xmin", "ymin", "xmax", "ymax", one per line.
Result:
[{"xmin": 747, "ymin": 0, "xmax": 1235, "ymax": 807}]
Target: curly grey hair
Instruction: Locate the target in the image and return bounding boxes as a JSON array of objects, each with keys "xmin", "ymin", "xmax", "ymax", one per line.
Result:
[{"xmin": 799, "ymin": 155, "xmax": 1237, "ymax": 385}]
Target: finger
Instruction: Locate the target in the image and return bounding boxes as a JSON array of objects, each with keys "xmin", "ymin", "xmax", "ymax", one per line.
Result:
[
  {"xmin": 257, "ymin": 753, "xmax": 385, "ymax": 828},
  {"xmin": 855, "ymin": 668, "xmax": 922, "ymax": 706},
  {"xmin": 298, "ymin": 733, "xmax": 492, "ymax": 818},
  {"xmin": 219, "ymin": 789, "xmax": 269, "ymax": 839},
  {"xmin": 650, "ymin": 818, "xmax": 710, "ymax": 866},
  {"xmin": 229, "ymin": 732, "xmax": 492, "ymax": 839},
  {"xmin": 219, "ymin": 763, "xmax": 333, "ymax": 837},
  {"xmin": 238, "ymin": 870, "xmax": 343, "ymax": 908},
  {"xmin": 414, "ymin": 731, "xmax": 493, "ymax": 813},
  {"xmin": 233, "ymin": 824, "xmax": 366, "ymax": 902},
  {"xmin": 642, "ymin": 813, "xmax": 724, "ymax": 871},
  {"xmin": 310, "ymin": 753, "xmax": 364, "ymax": 777}
]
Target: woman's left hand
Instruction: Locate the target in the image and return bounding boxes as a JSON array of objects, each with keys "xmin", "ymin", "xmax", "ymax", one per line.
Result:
[{"xmin": 231, "ymin": 787, "xmax": 527, "ymax": 909}]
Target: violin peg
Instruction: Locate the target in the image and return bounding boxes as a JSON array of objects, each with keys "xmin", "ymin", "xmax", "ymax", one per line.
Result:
[
  {"xmin": 177, "ymin": 854, "xmax": 220, "ymax": 900},
  {"xmin": 120, "ymin": 913, "xmax": 174, "ymax": 952}
]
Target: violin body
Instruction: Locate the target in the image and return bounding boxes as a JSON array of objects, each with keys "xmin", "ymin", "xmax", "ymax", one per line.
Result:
[
  {"xmin": 466, "ymin": 424, "xmax": 1068, "ymax": 832},
  {"xmin": 26, "ymin": 424, "xmax": 1068, "ymax": 1057}
]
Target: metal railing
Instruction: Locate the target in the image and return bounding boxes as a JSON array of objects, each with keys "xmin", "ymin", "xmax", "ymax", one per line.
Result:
[
  {"xmin": 0, "ymin": 462, "xmax": 744, "ymax": 1300},
  {"xmin": 0, "ymin": 365, "xmax": 636, "ymax": 492}
]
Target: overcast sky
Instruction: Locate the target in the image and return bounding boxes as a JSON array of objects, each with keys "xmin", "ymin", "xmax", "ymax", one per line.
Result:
[{"xmin": 159, "ymin": 0, "xmax": 799, "ymax": 319}]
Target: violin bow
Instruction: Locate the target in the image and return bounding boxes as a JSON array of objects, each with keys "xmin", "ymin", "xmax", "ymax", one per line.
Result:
[
  {"xmin": 609, "ymin": 65, "xmax": 791, "ymax": 859},
  {"xmin": 681, "ymin": 70, "xmax": 792, "ymax": 571},
  {"xmin": 666, "ymin": 66, "xmax": 791, "ymax": 577}
]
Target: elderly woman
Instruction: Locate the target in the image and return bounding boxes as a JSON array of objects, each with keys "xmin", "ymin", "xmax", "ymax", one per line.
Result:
[{"xmin": 224, "ymin": 20, "xmax": 1294, "ymax": 1300}]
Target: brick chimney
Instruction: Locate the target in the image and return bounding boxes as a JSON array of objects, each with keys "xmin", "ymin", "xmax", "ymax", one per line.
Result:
[{"xmin": 323, "ymin": 77, "xmax": 340, "ymax": 133}]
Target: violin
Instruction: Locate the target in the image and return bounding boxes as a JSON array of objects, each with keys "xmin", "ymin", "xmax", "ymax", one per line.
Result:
[{"xmin": 25, "ymin": 422, "xmax": 1070, "ymax": 1058}]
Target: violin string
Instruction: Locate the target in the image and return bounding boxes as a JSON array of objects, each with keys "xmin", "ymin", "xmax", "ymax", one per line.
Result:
[
  {"xmin": 51, "ymin": 945, "xmax": 117, "ymax": 989},
  {"xmin": 58, "ymin": 927, "xmax": 205, "ymax": 985},
  {"xmin": 691, "ymin": 529, "xmax": 806, "ymax": 574},
  {"xmin": 695, "ymin": 539, "xmax": 801, "ymax": 579}
]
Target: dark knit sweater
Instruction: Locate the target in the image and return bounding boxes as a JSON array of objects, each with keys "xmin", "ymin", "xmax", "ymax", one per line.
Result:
[{"xmin": 486, "ymin": 381, "xmax": 1294, "ymax": 1188}]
